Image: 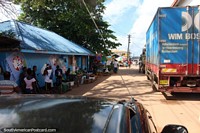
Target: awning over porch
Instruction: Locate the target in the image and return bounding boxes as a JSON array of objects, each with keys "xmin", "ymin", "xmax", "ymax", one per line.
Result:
[{"xmin": 0, "ymin": 36, "xmax": 20, "ymax": 51}]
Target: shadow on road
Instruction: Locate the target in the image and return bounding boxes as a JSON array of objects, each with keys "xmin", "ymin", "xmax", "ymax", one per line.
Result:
[
  {"xmin": 65, "ymin": 75, "xmax": 111, "ymax": 96},
  {"xmin": 162, "ymin": 92, "xmax": 200, "ymax": 101},
  {"xmin": 66, "ymin": 66, "xmax": 160, "ymax": 101},
  {"xmin": 118, "ymin": 67, "xmax": 145, "ymax": 76}
]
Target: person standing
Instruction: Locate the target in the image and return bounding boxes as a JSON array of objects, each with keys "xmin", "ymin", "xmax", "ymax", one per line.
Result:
[
  {"xmin": 32, "ymin": 65, "xmax": 40, "ymax": 93},
  {"xmin": 55, "ymin": 65, "xmax": 63, "ymax": 86},
  {"xmin": 19, "ymin": 66, "xmax": 27, "ymax": 93},
  {"xmin": 24, "ymin": 68, "xmax": 36, "ymax": 94},
  {"xmin": 65, "ymin": 68, "xmax": 71, "ymax": 82},
  {"xmin": 113, "ymin": 60, "xmax": 118, "ymax": 73},
  {"xmin": 43, "ymin": 65, "xmax": 53, "ymax": 92},
  {"xmin": 32, "ymin": 66, "xmax": 37, "ymax": 80},
  {"xmin": 128, "ymin": 60, "xmax": 132, "ymax": 68}
]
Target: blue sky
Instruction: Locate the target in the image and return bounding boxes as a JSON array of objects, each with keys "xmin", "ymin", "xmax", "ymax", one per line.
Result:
[{"xmin": 103, "ymin": 0, "xmax": 174, "ymax": 56}]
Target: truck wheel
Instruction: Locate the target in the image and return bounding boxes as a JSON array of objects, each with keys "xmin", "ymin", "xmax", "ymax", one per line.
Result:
[
  {"xmin": 142, "ymin": 70, "xmax": 145, "ymax": 74},
  {"xmin": 152, "ymin": 84, "xmax": 158, "ymax": 92},
  {"xmin": 151, "ymin": 76, "xmax": 158, "ymax": 92}
]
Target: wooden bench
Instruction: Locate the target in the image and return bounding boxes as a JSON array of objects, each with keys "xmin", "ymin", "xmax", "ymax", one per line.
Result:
[
  {"xmin": 84, "ymin": 79, "xmax": 92, "ymax": 84},
  {"xmin": 60, "ymin": 82, "xmax": 71, "ymax": 94},
  {"xmin": 103, "ymin": 72, "xmax": 111, "ymax": 76},
  {"xmin": 97, "ymin": 72, "xmax": 103, "ymax": 76},
  {"xmin": 89, "ymin": 76, "xmax": 96, "ymax": 83},
  {"xmin": 0, "ymin": 85, "xmax": 15, "ymax": 95}
]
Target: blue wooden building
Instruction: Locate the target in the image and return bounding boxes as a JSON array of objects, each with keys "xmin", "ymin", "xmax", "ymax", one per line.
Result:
[{"xmin": 0, "ymin": 20, "xmax": 94, "ymax": 87}]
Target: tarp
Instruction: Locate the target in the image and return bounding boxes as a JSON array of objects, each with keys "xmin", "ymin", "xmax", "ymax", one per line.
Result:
[{"xmin": 0, "ymin": 20, "xmax": 94, "ymax": 56}]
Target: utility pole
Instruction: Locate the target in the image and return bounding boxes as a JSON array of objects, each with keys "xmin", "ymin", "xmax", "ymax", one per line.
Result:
[{"xmin": 127, "ymin": 34, "xmax": 131, "ymax": 62}]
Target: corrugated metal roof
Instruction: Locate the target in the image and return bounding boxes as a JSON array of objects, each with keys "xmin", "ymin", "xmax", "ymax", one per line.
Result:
[{"xmin": 0, "ymin": 20, "xmax": 94, "ymax": 55}]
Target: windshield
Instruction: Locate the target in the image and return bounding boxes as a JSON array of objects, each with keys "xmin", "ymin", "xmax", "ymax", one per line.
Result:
[{"xmin": 0, "ymin": 97, "xmax": 114, "ymax": 133}]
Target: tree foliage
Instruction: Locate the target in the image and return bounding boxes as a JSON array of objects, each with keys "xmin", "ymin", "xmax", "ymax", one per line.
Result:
[{"xmin": 14, "ymin": 0, "xmax": 121, "ymax": 55}]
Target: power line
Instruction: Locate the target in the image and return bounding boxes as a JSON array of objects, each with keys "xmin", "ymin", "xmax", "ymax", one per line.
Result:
[
  {"xmin": 104, "ymin": 17, "xmax": 128, "ymax": 36},
  {"xmin": 127, "ymin": 34, "xmax": 131, "ymax": 61},
  {"xmin": 82, "ymin": 0, "xmax": 107, "ymax": 48}
]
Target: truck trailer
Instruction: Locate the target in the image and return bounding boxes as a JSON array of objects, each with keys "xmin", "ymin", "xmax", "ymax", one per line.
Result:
[{"xmin": 146, "ymin": 6, "xmax": 200, "ymax": 93}]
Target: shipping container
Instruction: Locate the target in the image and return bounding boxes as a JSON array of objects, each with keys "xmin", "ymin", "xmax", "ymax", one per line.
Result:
[{"xmin": 146, "ymin": 6, "xmax": 200, "ymax": 93}]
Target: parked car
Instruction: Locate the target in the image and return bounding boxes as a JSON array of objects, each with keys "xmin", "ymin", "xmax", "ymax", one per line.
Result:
[{"xmin": 0, "ymin": 95, "xmax": 188, "ymax": 133}]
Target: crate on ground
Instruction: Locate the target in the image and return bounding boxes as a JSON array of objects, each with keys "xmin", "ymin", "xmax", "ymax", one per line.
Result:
[
  {"xmin": 89, "ymin": 76, "xmax": 96, "ymax": 82},
  {"xmin": 60, "ymin": 82, "xmax": 71, "ymax": 93},
  {"xmin": 84, "ymin": 79, "xmax": 92, "ymax": 84}
]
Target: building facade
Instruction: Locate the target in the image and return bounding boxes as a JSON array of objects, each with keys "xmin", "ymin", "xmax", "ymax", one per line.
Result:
[{"xmin": 0, "ymin": 20, "xmax": 94, "ymax": 87}]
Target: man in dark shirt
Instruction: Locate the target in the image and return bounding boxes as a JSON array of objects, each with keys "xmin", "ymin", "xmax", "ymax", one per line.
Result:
[
  {"xmin": 55, "ymin": 65, "xmax": 63, "ymax": 86},
  {"xmin": 32, "ymin": 66, "xmax": 37, "ymax": 80},
  {"xmin": 32, "ymin": 65, "xmax": 40, "ymax": 93},
  {"xmin": 19, "ymin": 66, "xmax": 27, "ymax": 93}
]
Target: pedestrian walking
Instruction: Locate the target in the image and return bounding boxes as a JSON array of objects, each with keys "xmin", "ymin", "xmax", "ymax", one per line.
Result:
[{"xmin": 113, "ymin": 60, "xmax": 118, "ymax": 73}]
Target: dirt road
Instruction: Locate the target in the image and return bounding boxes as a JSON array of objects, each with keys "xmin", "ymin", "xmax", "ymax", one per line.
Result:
[{"xmin": 66, "ymin": 65, "xmax": 200, "ymax": 133}]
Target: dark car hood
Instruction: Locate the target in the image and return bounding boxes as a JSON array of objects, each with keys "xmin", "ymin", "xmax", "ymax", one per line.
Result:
[{"xmin": 0, "ymin": 95, "xmax": 118, "ymax": 133}]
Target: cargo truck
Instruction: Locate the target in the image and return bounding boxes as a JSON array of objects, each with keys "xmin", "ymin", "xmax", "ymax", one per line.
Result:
[{"xmin": 146, "ymin": 6, "xmax": 200, "ymax": 93}]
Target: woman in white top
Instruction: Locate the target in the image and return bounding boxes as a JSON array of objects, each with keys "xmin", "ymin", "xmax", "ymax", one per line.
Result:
[
  {"xmin": 24, "ymin": 68, "xmax": 36, "ymax": 94},
  {"xmin": 43, "ymin": 65, "xmax": 53, "ymax": 91}
]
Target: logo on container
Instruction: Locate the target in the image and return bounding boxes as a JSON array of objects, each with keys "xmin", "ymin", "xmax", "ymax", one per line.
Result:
[
  {"xmin": 168, "ymin": 11, "xmax": 200, "ymax": 40},
  {"xmin": 182, "ymin": 12, "xmax": 199, "ymax": 31}
]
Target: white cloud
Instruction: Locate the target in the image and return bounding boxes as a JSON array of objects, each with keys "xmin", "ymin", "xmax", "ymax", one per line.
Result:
[
  {"xmin": 129, "ymin": 0, "xmax": 174, "ymax": 56},
  {"xmin": 0, "ymin": 3, "xmax": 21, "ymax": 22},
  {"xmin": 130, "ymin": 0, "xmax": 173, "ymax": 34},
  {"xmin": 116, "ymin": 35, "xmax": 129, "ymax": 49},
  {"xmin": 104, "ymin": 0, "xmax": 174, "ymax": 56},
  {"xmin": 104, "ymin": 0, "xmax": 140, "ymax": 24}
]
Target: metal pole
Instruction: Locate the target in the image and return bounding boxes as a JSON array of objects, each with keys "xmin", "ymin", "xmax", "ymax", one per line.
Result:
[{"xmin": 127, "ymin": 34, "xmax": 131, "ymax": 61}]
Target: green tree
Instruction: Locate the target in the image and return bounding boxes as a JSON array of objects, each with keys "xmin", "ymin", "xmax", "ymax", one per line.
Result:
[{"xmin": 14, "ymin": 0, "xmax": 121, "ymax": 55}]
